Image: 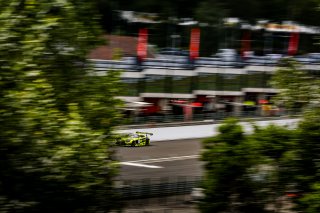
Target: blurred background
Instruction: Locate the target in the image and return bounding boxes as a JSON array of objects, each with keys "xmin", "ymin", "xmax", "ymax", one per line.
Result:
[
  {"xmin": 1, "ymin": 0, "xmax": 320, "ymax": 213},
  {"xmin": 89, "ymin": 0, "xmax": 320, "ymax": 125}
]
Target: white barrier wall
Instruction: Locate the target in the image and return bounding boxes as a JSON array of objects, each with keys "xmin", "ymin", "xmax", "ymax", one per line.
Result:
[{"xmin": 117, "ymin": 118, "xmax": 300, "ymax": 141}]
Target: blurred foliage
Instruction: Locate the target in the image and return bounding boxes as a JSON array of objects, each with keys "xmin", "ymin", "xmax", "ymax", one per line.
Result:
[
  {"xmin": 300, "ymin": 183, "xmax": 320, "ymax": 212},
  {"xmin": 0, "ymin": 0, "xmax": 123, "ymax": 212},
  {"xmin": 248, "ymin": 124, "xmax": 299, "ymax": 211},
  {"xmin": 195, "ymin": 0, "xmax": 227, "ymax": 27},
  {"xmin": 194, "ymin": 1, "xmax": 227, "ymax": 54},
  {"xmin": 201, "ymin": 116, "xmax": 320, "ymax": 212},
  {"xmin": 271, "ymin": 58, "xmax": 320, "ymax": 112},
  {"xmin": 292, "ymin": 109, "xmax": 320, "ymax": 212},
  {"xmin": 94, "ymin": 0, "xmax": 320, "ymax": 56},
  {"xmin": 200, "ymin": 118, "xmax": 271, "ymax": 212},
  {"xmin": 202, "ymin": 62, "xmax": 320, "ymax": 211},
  {"xmin": 97, "ymin": 0, "xmax": 320, "ymax": 34},
  {"xmin": 269, "ymin": 57, "xmax": 320, "ymax": 212}
]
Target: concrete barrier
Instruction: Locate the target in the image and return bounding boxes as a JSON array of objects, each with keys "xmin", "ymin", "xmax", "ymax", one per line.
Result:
[{"xmin": 117, "ymin": 118, "xmax": 300, "ymax": 141}]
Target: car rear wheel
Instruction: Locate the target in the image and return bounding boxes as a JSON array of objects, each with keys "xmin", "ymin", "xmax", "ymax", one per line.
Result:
[
  {"xmin": 145, "ymin": 139, "xmax": 150, "ymax": 146},
  {"xmin": 131, "ymin": 141, "xmax": 136, "ymax": 147}
]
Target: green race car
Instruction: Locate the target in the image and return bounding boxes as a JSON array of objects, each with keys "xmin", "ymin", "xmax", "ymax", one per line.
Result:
[{"xmin": 115, "ymin": 131, "xmax": 153, "ymax": 147}]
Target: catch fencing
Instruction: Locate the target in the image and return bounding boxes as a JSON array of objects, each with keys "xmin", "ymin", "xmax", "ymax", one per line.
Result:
[{"xmin": 116, "ymin": 176, "xmax": 202, "ymax": 200}]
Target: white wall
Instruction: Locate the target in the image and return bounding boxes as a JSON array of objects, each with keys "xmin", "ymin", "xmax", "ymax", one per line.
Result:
[{"xmin": 117, "ymin": 118, "xmax": 300, "ymax": 141}]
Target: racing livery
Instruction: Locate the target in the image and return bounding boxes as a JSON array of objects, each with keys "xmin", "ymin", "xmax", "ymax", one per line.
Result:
[{"xmin": 116, "ymin": 131, "xmax": 153, "ymax": 147}]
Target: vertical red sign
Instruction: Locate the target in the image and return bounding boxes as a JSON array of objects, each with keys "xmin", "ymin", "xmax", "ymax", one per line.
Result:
[
  {"xmin": 288, "ymin": 32, "xmax": 299, "ymax": 56},
  {"xmin": 137, "ymin": 28, "xmax": 148, "ymax": 61},
  {"xmin": 241, "ymin": 31, "xmax": 251, "ymax": 58},
  {"xmin": 189, "ymin": 28, "xmax": 200, "ymax": 60}
]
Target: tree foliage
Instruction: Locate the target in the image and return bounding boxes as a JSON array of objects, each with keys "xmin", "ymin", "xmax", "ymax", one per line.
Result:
[
  {"xmin": 202, "ymin": 59, "xmax": 320, "ymax": 212},
  {"xmin": 291, "ymin": 109, "xmax": 320, "ymax": 212},
  {"xmin": 270, "ymin": 57, "xmax": 320, "ymax": 212},
  {"xmin": 0, "ymin": 0, "xmax": 122, "ymax": 212},
  {"xmin": 97, "ymin": 0, "xmax": 320, "ymax": 33},
  {"xmin": 271, "ymin": 58, "xmax": 320, "ymax": 112},
  {"xmin": 195, "ymin": 0, "xmax": 228, "ymax": 26},
  {"xmin": 201, "ymin": 119, "xmax": 270, "ymax": 212},
  {"xmin": 201, "ymin": 118, "xmax": 304, "ymax": 212}
]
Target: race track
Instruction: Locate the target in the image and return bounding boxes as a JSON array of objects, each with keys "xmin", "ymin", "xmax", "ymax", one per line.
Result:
[
  {"xmin": 114, "ymin": 139, "xmax": 204, "ymax": 180},
  {"xmin": 115, "ymin": 118, "xmax": 300, "ymax": 180}
]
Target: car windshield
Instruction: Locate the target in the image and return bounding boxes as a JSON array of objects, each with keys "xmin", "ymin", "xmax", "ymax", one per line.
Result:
[{"xmin": 128, "ymin": 134, "xmax": 139, "ymax": 138}]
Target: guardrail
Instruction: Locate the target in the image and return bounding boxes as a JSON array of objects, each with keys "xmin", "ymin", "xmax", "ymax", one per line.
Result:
[
  {"xmin": 142, "ymin": 58, "xmax": 194, "ymax": 70},
  {"xmin": 91, "ymin": 55, "xmax": 320, "ymax": 71},
  {"xmin": 90, "ymin": 58, "xmax": 141, "ymax": 71}
]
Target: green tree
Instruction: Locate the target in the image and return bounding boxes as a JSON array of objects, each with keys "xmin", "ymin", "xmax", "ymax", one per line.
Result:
[
  {"xmin": 200, "ymin": 119, "xmax": 270, "ymax": 212},
  {"xmin": 300, "ymin": 183, "xmax": 320, "ymax": 213},
  {"xmin": 270, "ymin": 58, "xmax": 320, "ymax": 212},
  {"xmin": 194, "ymin": 0, "xmax": 229, "ymax": 55},
  {"xmin": 290, "ymin": 109, "xmax": 320, "ymax": 212},
  {"xmin": 201, "ymin": 57, "xmax": 320, "ymax": 212},
  {"xmin": 200, "ymin": 119, "xmax": 302, "ymax": 212},
  {"xmin": 271, "ymin": 58, "xmax": 320, "ymax": 112},
  {"xmin": 0, "ymin": 0, "xmax": 122, "ymax": 212},
  {"xmin": 195, "ymin": 0, "xmax": 228, "ymax": 26},
  {"xmin": 249, "ymin": 124, "xmax": 299, "ymax": 211}
]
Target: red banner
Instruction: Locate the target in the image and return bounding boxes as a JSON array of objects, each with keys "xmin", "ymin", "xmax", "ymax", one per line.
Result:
[
  {"xmin": 137, "ymin": 28, "xmax": 148, "ymax": 61},
  {"xmin": 241, "ymin": 31, "xmax": 251, "ymax": 58},
  {"xmin": 288, "ymin": 32, "xmax": 299, "ymax": 56},
  {"xmin": 189, "ymin": 28, "xmax": 200, "ymax": 60}
]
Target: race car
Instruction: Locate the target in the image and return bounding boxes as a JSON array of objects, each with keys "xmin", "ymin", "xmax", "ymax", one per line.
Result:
[{"xmin": 115, "ymin": 131, "xmax": 153, "ymax": 147}]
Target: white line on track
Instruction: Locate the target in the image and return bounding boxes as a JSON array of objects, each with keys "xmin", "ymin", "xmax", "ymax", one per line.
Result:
[
  {"xmin": 119, "ymin": 162, "xmax": 163, "ymax": 168},
  {"xmin": 126, "ymin": 155, "xmax": 200, "ymax": 164},
  {"xmin": 119, "ymin": 155, "xmax": 200, "ymax": 168}
]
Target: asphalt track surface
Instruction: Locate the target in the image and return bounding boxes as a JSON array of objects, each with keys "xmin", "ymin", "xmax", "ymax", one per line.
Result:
[
  {"xmin": 114, "ymin": 118, "xmax": 300, "ymax": 181},
  {"xmin": 114, "ymin": 139, "xmax": 204, "ymax": 180}
]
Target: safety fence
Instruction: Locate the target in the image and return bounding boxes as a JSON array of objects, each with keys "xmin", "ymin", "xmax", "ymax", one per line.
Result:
[
  {"xmin": 115, "ymin": 176, "xmax": 202, "ymax": 200},
  {"xmin": 114, "ymin": 176, "xmax": 202, "ymax": 212}
]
